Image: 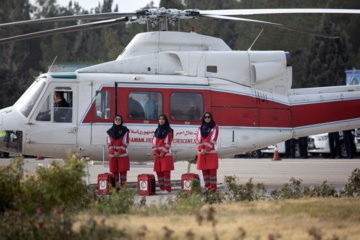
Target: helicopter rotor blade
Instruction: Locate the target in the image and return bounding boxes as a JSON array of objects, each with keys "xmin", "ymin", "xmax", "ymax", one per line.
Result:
[
  {"xmin": 199, "ymin": 8, "xmax": 360, "ymax": 16},
  {"xmin": 0, "ymin": 12, "xmax": 136, "ymax": 27},
  {"xmin": 202, "ymin": 15, "xmax": 339, "ymax": 39},
  {"xmin": 0, "ymin": 17, "xmax": 128, "ymax": 44},
  {"xmin": 1, "ymin": 7, "xmax": 359, "ymax": 44},
  {"xmin": 201, "ymin": 14, "xmax": 282, "ymax": 26}
]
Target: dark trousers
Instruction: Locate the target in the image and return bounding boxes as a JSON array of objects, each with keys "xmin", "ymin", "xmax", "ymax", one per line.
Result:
[
  {"xmin": 328, "ymin": 132, "xmax": 340, "ymax": 158},
  {"xmin": 343, "ymin": 130, "xmax": 355, "ymax": 158},
  {"xmin": 298, "ymin": 137, "xmax": 308, "ymax": 158},
  {"xmin": 285, "ymin": 138, "xmax": 296, "ymax": 158}
]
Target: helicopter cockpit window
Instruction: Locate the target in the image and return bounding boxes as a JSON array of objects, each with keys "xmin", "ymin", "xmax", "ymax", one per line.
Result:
[
  {"xmin": 95, "ymin": 91, "xmax": 110, "ymax": 119},
  {"xmin": 14, "ymin": 81, "xmax": 46, "ymax": 118},
  {"xmin": 36, "ymin": 95, "xmax": 51, "ymax": 121},
  {"xmin": 127, "ymin": 91, "xmax": 163, "ymax": 120},
  {"xmin": 36, "ymin": 88, "xmax": 73, "ymax": 123},
  {"xmin": 170, "ymin": 92, "xmax": 203, "ymax": 121}
]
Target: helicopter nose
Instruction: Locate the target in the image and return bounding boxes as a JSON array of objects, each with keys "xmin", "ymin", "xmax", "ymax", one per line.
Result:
[
  {"xmin": 0, "ymin": 116, "xmax": 6, "ymax": 152},
  {"xmin": 0, "ymin": 107, "xmax": 24, "ymax": 155},
  {"xmin": 0, "ymin": 111, "xmax": 3, "ymax": 126},
  {"xmin": 0, "ymin": 111, "xmax": 7, "ymax": 152}
]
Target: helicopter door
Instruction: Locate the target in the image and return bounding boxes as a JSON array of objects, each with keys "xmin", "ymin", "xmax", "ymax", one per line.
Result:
[
  {"xmin": 90, "ymin": 90, "xmax": 111, "ymax": 147},
  {"xmin": 27, "ymin": 84, "xmax": 77, "ymax": 145}
]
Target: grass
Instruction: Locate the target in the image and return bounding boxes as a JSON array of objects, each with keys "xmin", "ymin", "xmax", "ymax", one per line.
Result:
[
  {"xmin": 2, "ymin": 157, "xmax": 360, "ymax": 239},
  {"xmin": 74, "ymin": 197, "xmax": 360, "ymax": 240}
]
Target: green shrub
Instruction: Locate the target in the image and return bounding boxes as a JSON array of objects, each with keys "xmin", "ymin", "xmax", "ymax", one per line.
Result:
[
  {"xmin": 0, "ymin": 155, "xmax": 91, "ymax": 215},
  {"xmin": 270, "ymin": 177, "xmax": 304, "ymax": 200},
  {"xmin": 271, "ymin": 178, "xmax": 340, "ymax": 200},
  {"xmin": 166, "ymin": 189, "xmax": 207, "ymax": 212},
  {"xmin": 306, "ymin": 181, "xmax": 338, "ymax": 198},
  {"xmin": 340, "ymin": 168, "xmax": 360, "ymax": 197},
  {"xmin": 0, "ymin": 157, "xmax": 23, "ymax": 212},
  {"xmin": 0, "ymin": 210, "xmax": 74, "ymax": 240},
  {"xmin": 166, "ymin": 178, "xmax": 224, "ymax": 213},
  {"xmin": 189, "ymin": 177, "xmax": 202, "ymax": 194},
  {"xmin": 0, "ymin": 209, "xmax": 127, "ymax": 240},
  {"xmin": 22, "ymin": 154, "xmax": 91, "ymax": 214},
  {"xmin": 224, "ymin": 176, "xmax": 267, "ymax": 201},
  {"xmin": 95, "ymin": 186, "xmax": 137, "ymax": 215},
  {"xmin": 202, "ymin": 190, "xmax": 224, "ymax": 204}
]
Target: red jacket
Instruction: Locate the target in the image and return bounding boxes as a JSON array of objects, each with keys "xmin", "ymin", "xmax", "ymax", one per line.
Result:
[
  {"xmin": 107, "ymin": 131, "xmax": 130, "ymax": 171},
  {"xmin": 152, "ymin": 131, "xmax": 174, "ymax": 172},
  {"xmin": 196, "ymin": 125, "xmax": 219, "ymax": 170}
]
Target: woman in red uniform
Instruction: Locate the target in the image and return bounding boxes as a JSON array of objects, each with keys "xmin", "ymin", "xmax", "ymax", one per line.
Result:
[
  {"xmin": 106, "ymin": 115, "xmax": 130, "ymax": 188},
  {"xmin": 196, "ymin": 111, "xmax": 219, "ymax": 192},
  {"xmin": 152, "ymin": 114, "xmax": 174, "ymax": 194}
]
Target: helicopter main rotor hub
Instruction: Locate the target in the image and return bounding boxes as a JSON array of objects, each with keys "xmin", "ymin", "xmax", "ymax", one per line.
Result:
[{"xmin": 130, "ymin": 8, "xmax": 200, "ymax": 28}]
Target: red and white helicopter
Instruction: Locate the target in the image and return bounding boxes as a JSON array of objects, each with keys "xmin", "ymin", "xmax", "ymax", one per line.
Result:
[{"xmin": 1, "ymin": 7, "xmax": 360, "ymax": 162}]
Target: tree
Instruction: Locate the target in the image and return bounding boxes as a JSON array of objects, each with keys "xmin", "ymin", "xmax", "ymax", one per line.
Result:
[
  {"xmin": 0, "ymin": 0, "xmax": 33, "ymax": 108},
  {"xmin": 302, "ymin": 14, "xmax": 353, "ymax": 87},
  {"xmin": 104, "ymin": 28, "xmax": 123, "ymax": 60},
  {"xmin": 326, "ymin": 0, "xmax": 360, "ymax": 69}
]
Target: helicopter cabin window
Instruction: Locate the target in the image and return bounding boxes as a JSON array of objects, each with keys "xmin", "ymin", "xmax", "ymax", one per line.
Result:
[
  {"xmin": 170, "ymin": 92, "xmax": 203, "ymax": 121},
  {"xmin": 36, "ymin": 87, "xmax": 73, "ymax": 123},
  {"xmin": 127, "ymin": 91, "xmax": 163, "ymax": 120},
  {"xmin": 95, "ymin": 91, "xmax": 110, "ymax": 119}
]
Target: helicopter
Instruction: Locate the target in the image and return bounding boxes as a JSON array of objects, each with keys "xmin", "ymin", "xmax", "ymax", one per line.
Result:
[{"xmin": 1, "ymin": 7, "xmax": 360, "ymax": 162}]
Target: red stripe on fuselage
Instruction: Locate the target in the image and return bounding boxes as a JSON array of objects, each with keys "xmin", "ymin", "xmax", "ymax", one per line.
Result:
[
  {"xmin": 211, "ymin": 90, "xmax": 291, "ymax": 128},
  {"xmin": 291, "ymin": 99, "xmax": 360, "ymax": 128},
  {"xmin": 82, "ymin": 86, "xmax": 360, "ymax": 128}
]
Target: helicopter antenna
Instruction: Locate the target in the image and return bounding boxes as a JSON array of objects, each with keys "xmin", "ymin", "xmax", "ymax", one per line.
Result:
[
  {"xmin": 48, "ymin": 56, "xmax": 58, "ymax": 73},
  {"xmin": 248, "ymin": 29, "xmax": 264, "ymax": 51}
]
